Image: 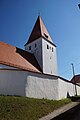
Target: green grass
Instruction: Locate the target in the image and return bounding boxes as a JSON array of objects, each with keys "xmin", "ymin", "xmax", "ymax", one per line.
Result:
[{"xmin": 0, "ymin": 96, "xmax": 73, "ymax": 120}]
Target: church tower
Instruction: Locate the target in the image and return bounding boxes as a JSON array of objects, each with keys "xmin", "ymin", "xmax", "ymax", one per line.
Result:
[{"xmin": 25, "ymin": 16, "xmax": 58, "ymax": 75}]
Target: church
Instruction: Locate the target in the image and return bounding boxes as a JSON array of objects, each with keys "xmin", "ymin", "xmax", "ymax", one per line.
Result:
[{"xmin": 0, "ymin": 16, "xmax": 80, "ymax": 100}]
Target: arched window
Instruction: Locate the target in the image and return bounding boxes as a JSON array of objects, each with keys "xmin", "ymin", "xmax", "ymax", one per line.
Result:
[{"xmin": 47, "ymin": 44, "xmax": 49, "ymax": 49}]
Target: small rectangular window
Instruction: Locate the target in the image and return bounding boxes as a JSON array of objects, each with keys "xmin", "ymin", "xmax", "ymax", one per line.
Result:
[
  {"xmin": 47, "ymin": 44, "xmax": 49, "ymax": 49},
  {"xmin": 35, "ymin": 44, "xmax": 36, "ymax": 47},
  {"xmin": 52, "ymin": 48, "xmax": 53, "ymax": 52},
  {"xmin": 29, "ymin": 46, "xmax": 31, "ymax": 50}
]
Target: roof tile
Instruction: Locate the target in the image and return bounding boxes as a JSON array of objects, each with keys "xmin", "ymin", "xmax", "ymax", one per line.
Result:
[
  {"xmin": 0, "ymin": 41, "xmax": 41, "ymax": 73},
  {"xmin": 26, "ymin": 16, "xmax": 54, "ymax": 45}
]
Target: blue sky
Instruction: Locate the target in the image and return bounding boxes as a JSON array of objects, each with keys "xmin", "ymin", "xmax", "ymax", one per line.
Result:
[{"xmin": 0, "ymin": 0, "xmax": 80, "ymax": 80}]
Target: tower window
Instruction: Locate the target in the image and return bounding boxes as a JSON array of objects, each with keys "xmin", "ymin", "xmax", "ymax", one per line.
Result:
[
  {"xmin": 44, "ymin": 33, "xmax": 48, "ymax": 38},
  {"xmin": 35, "ymin": 43, "xmax": 36, "ymax": 47},
  {"xmin": 29, "ymin": 46, "xmax": 31, "ymax": 50},
  {"xmin": 47, "ymin": 44, "xmax": 49, "ymax": 49},
  {"xmin": 52, "ymin": 48, "xmax": 53, "ymax": 52}
]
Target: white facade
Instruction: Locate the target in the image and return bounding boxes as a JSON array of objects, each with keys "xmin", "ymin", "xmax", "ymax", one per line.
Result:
[
  {"xmin": 42, "ymin": 39, "xmax": 58, "ymax": 75},
  {"xmin": 25, "ymin": 72, "xmax": 58, "ymax": 99},
  {"xmin": 25, "ymin": 37, "xmax": 58, "ymax": 76},
  {"xmin": 25, "ymin": 38, "xmax": 43, "ymax": 70},
  {"xmin": 0, "ymin": 69, "xmax": 26, "ymax": 96},
  {"xmin": 58, "ymin": 77, "xmax": 80, "ymax": 99},
  {"xmin": 0, "ymin": 68, "xmax": 58, "ymax": 99},
  {"xmin": 0, "ymin": 66, "xmax": 80, "ymax": 100}
]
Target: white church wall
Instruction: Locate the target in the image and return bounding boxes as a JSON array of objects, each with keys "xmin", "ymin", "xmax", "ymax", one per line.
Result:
[
  {"xmin": 25, "ymin": 72, "xmax": 59, "ymax": 100},
  {"xmin": 0, "ymin": 69, "xmax": 59, "ymax": 100},
  {"xmin": 42, "ymin": 39, "xmax": 58, "ymax": 76},
  {"xmin": 58, "ymin": 78, "xmax": 80, "ymax": 99},
  {"xmin": 25, "ymin": 37, "xmax": 58, "ymax": 76},
  {"xmin": 76, "ymin": 85, "xmax": 80, "ymax": 95},
  {"xmin": 0, "ymin": 69, "xmax": 27, "ymax": 96},
  {"xmin": 0, "ymin": 68, "xmax": 80, "ymax": 100},
  {"xmin": 25, "ymin": 38, "xmax": 43, "ymax": 70}
]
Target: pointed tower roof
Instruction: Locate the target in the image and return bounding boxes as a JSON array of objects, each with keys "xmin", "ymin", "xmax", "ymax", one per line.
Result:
[{"xmin": 25, "ymin": 16, "xmax": 55, "ymax": 46}]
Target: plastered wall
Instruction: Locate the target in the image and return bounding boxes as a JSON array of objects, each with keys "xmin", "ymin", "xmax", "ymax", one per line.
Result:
[
  {"xmin": 0, "ymin": 67, "xmax": 80, "ymax": 100},
  {"xmin": 58, "ymin": 77, "xmax": 80, "ymax": 99}
]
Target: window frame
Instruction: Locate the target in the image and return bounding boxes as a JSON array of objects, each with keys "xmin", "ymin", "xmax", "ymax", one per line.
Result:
[
  {"xmin": 29, "ymin": 46, "xmax": 31, "ymax": 50},
  {"xmin": 47, "ymin": 44, "xmax": 49, "ymax": 49}
]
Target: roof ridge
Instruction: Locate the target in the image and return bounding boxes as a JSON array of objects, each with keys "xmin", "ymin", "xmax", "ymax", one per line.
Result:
[{"xmin": 38, "ymin": 16, "xmax": 43, "ymax": 36}]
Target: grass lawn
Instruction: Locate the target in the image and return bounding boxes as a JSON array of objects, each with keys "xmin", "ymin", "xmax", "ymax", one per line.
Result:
[{"xmin": 0, "ymin": 96, "xmax": 75, "ymax": 120}]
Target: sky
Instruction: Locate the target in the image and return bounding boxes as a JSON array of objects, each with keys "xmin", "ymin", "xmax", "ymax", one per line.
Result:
[{"xmin": 0, "ymin": 0, "xmax": 80, "ymax": 80}]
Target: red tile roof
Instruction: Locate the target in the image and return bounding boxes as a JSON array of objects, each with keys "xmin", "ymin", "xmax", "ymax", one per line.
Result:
[
  {"xmin": 25, "ymin": 16, "xmax": 54, "ymax": 45},
  {"xmin": 0, "ymin": 41, "xmax": 41, "ymax": 73},
  {"xmin": 71, "ymin": 75, "xmax": 80, "ymax": 83}
]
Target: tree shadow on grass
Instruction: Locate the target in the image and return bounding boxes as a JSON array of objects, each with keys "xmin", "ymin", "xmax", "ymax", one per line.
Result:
[
  {"xmin": 68, "ymin": 96, "xmax": 80, "ymax": 102},
  {"xmin": 67, "ymin": 92, "xmax": 80, "ymax": 102}
]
